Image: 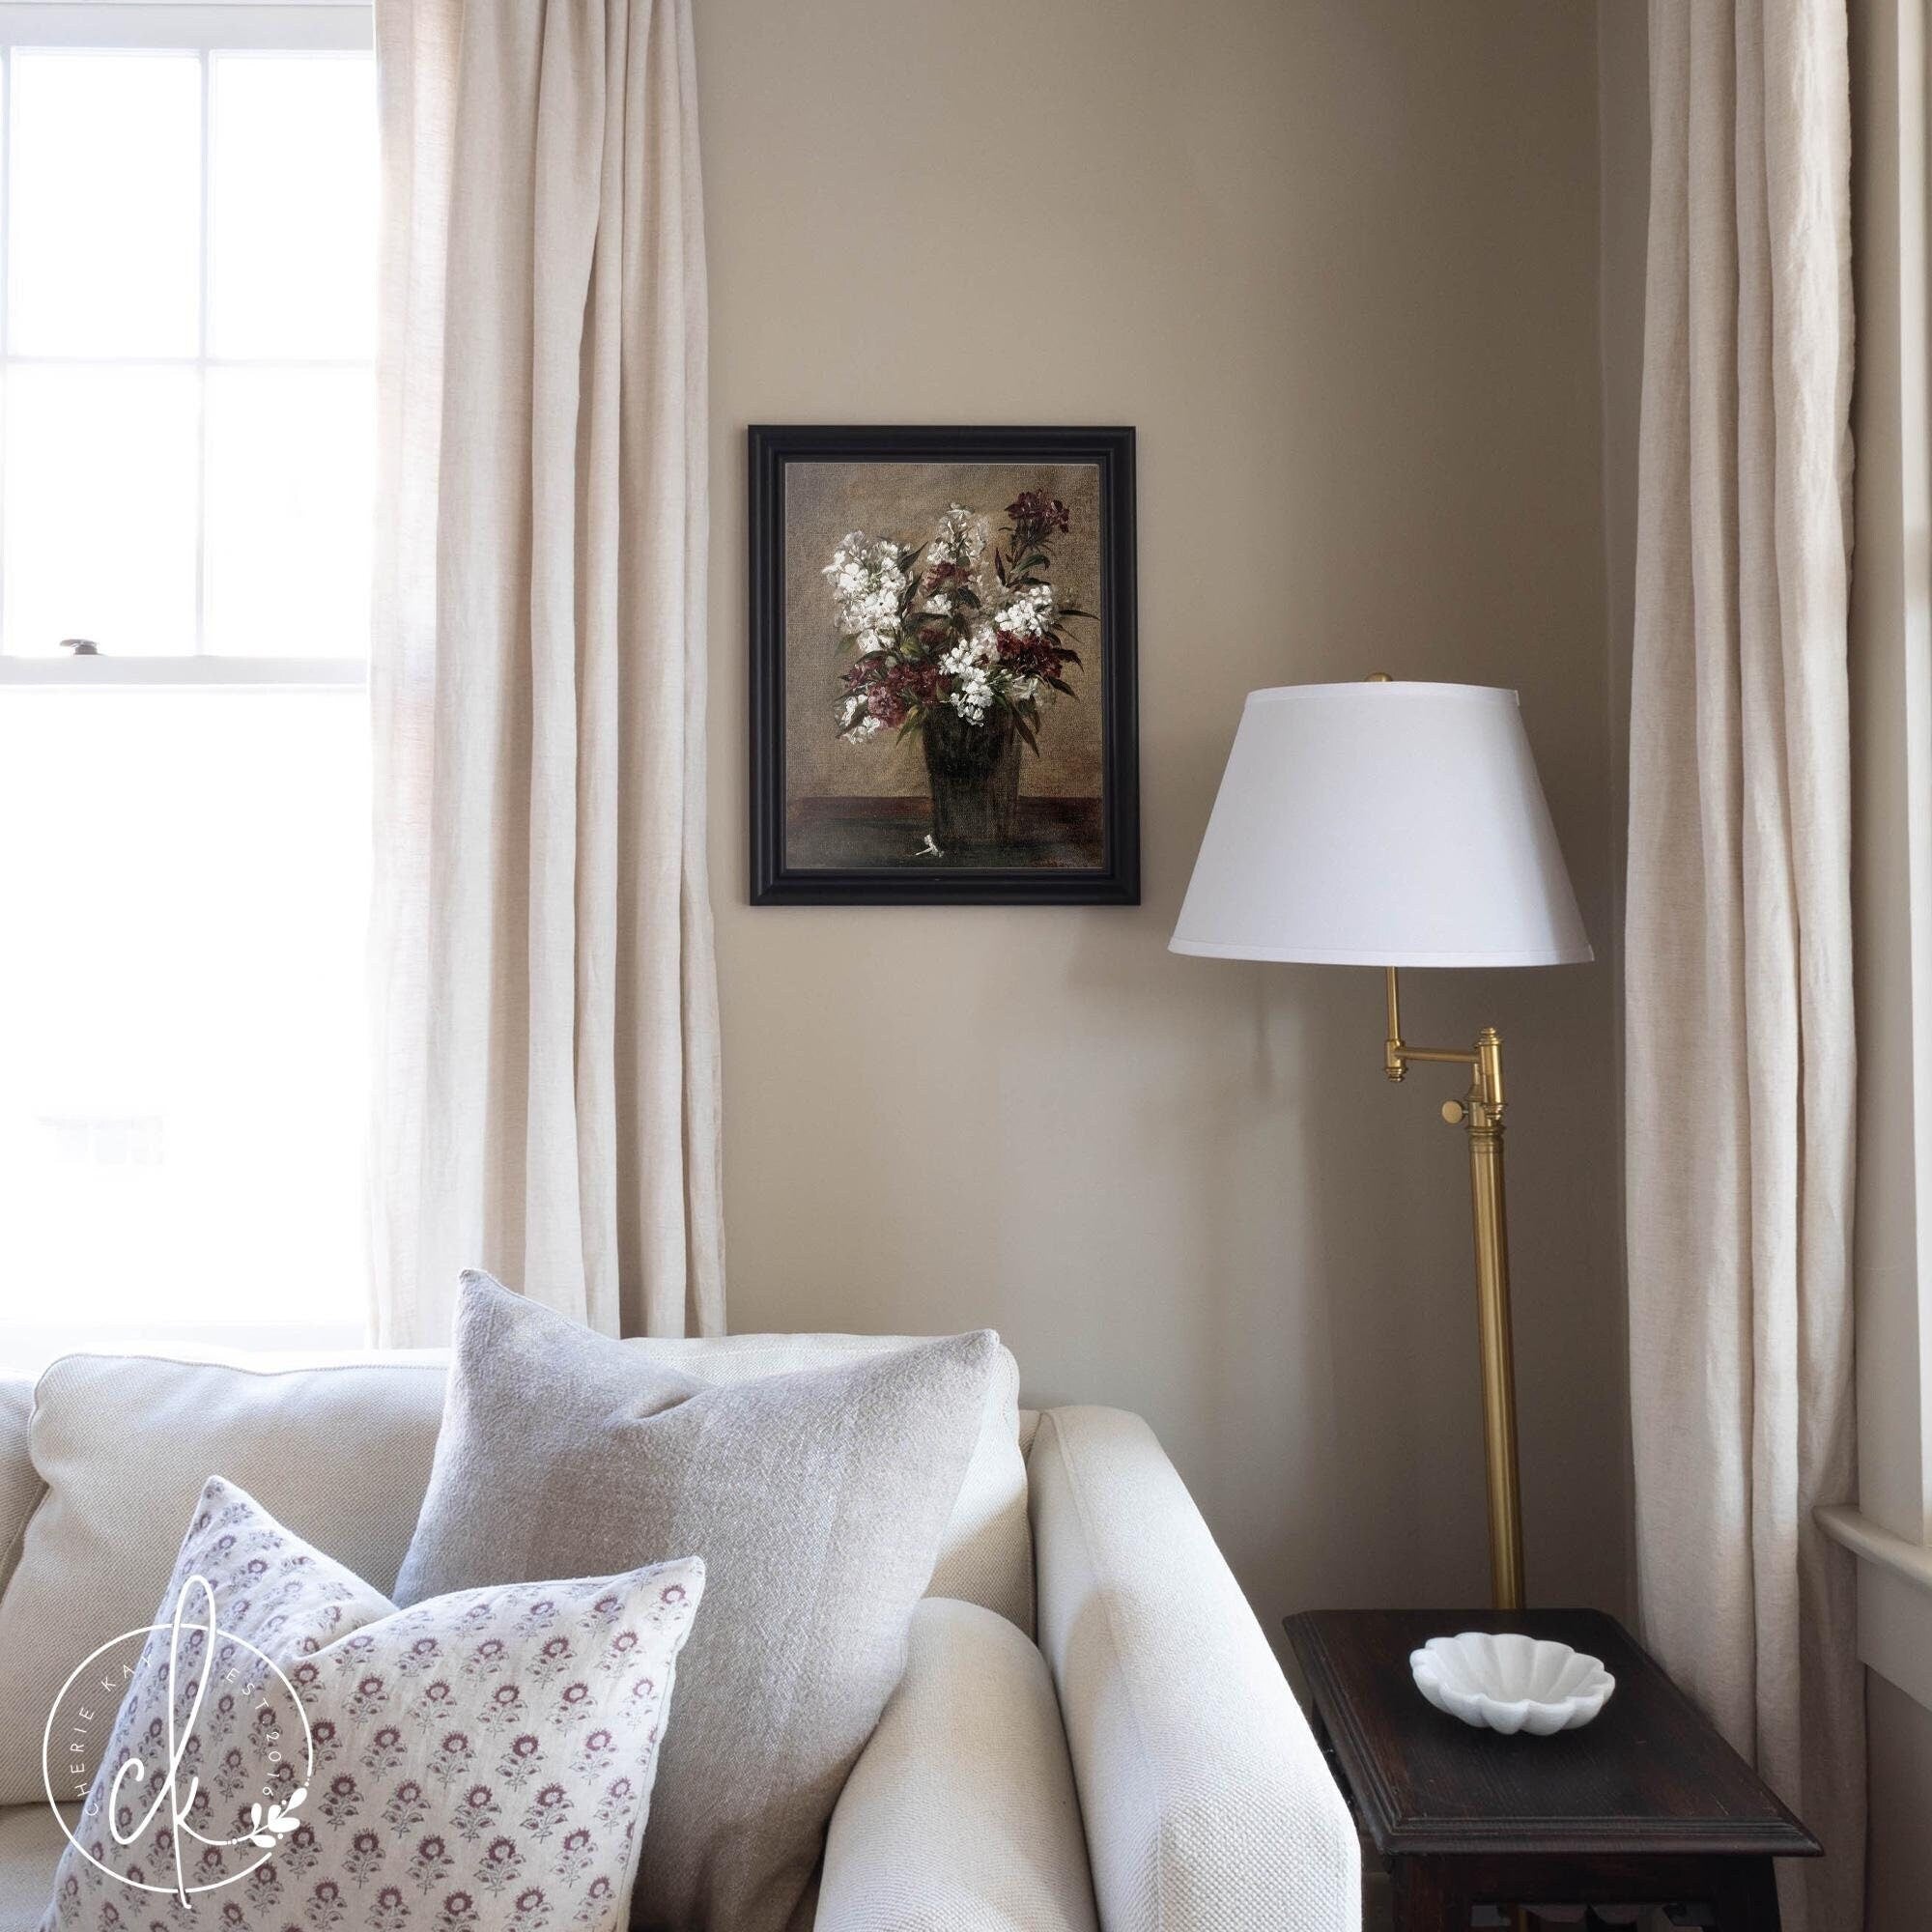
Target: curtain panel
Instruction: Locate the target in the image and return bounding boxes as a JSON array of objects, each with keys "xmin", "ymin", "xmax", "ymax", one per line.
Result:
[
  {"xmin": 369, "ymin": 0, "xmax": 724, "ymax": 1344},
  {"xmin": 1626, "ymin": 4, "xmax": 1860, "ymax": 1927}
]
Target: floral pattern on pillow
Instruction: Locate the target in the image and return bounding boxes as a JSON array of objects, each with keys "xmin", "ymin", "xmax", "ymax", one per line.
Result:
[{"xmin": 40, "ymin": 1476, "xmax": 702, "ymax": 1932}]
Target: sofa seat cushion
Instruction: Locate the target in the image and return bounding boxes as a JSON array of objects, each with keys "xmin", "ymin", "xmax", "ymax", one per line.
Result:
[
  {"xmin": 0, "ymin": 1808, "xmax": 64, "ymax": 1932},
  {"xmin": 0, "ymin": 1332, "xmax": 1029, "ymax": 1808}
]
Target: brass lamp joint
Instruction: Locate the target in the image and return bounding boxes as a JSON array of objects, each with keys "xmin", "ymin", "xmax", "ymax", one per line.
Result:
[{"xmin": 1382, "ymin": 970, "xmax": 1504, "ymax": 1117}]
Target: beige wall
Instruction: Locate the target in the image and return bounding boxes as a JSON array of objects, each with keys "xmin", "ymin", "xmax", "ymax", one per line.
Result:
[
  {"xmin": 1869, "ymin": 1674, "xmax": 1932, "ymax": 1931},
  {"xmin": 699, "ymin": 0, "xmax": 1628, "ymax": 1626}
]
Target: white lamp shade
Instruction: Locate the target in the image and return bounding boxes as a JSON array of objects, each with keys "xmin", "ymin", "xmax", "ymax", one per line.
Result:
[{"xmin": 1170, "ymin": 681, "xmax": 1592, "ymax": 967}]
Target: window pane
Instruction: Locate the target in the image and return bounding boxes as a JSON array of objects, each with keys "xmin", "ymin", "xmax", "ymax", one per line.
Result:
[
  {"xmin": 3, "ymin": 366, "xmax": 199, "ymax": 655},
  {"xmin": 10, "ymin": 52, "xmax": 201, "ymax": 357},
  {"xmin": 211, "ymin": 54, "xmax": 377, "ymax": 359},
  {"xmin": 0, "ymin": 688, "xmax": 369, "ymax": 1365},
  {"xmin": 206, "ymin": 367, "xmax": 373, "ymax": 657}
]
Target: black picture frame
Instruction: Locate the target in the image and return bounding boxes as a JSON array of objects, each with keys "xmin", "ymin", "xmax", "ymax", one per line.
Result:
[{"xmin": 749, "ymin": 424, "xmax": 1139, "ymax": 905}]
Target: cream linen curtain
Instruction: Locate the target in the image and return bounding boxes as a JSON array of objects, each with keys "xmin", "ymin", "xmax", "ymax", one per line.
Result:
[
  {"xmin": 368, "ymin": 0, "xmax": 724, "ymax": 1345},
  {"xmin": 1626, "ymin": 4, "xmax": 1860, "ymax": 1927}
]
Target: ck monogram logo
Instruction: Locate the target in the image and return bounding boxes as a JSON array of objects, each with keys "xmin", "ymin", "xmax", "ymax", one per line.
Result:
[{"xmin": 43, "ymin": 1572, "xmax": 315, "ymax": 1905}]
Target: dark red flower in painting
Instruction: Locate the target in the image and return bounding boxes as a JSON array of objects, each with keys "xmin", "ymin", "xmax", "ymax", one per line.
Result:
[{"xmin": 1004, "ymin": 490, "xmax": 1070, "ymax": 536}]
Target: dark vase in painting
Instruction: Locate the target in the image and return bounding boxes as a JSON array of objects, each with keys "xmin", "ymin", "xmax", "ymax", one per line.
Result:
[{"xmin": 922, "ymin": 705, "xmax": 1022, "ymax": 848}]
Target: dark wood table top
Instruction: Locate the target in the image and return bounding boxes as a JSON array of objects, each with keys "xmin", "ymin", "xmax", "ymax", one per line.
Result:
[{"xmin": 1284, "ymin": 1608, "xmax": 1822, "ymax": 1862}]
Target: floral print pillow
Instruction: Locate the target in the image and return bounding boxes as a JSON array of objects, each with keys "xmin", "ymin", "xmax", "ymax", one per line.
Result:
[{"xmin": 41, "ymin": 1476, "xmax": 703, "ymax": 1932}]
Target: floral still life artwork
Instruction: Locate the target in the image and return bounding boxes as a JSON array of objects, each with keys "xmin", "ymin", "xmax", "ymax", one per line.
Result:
[
  {"xmin": 826, "ymin": 492, "xmax": 1087, "ymax": 848},
  {"xmin": 750, "ymin": 427, "xmax": 1138, "ymax": 905}
]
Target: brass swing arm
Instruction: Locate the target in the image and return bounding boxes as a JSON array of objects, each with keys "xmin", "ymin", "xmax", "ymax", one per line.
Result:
[{"xmin": 1381, "ymin": 966, "xmax": 1504, "ymax": 1126}]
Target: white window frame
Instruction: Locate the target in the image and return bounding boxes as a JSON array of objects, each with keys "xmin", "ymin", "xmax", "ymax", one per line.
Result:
[
  {"xmin": 0, "ymin": 0, "xmax": 372, "ymax": 690},
  {"xmin": 1822, "ymin": 0, "xmax": 1932, "ymax": 1728}
]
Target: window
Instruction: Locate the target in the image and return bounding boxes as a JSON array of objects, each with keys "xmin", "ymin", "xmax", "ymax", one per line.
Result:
[{"xmin": 0, "ymin": 4, "xmax": 376, "ymax": 1369}]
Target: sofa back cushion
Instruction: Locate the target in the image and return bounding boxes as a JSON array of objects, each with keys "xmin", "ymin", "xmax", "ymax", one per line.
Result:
[
  {"xmin": 0, "ymin": 1332, "xmax": 1029, "ymax": 1807},
  {"xmin": 0, "ymin": 1351, "xmax": 446, "ymax": 1808},
  {"xmin": 0, "ymin": 1378, "xmax": 39, "ymax": 1605}
]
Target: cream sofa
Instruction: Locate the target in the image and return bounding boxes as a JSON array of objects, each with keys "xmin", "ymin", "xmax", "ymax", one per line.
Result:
[{"xmin": 0, "ymin": 1336, "xmax": 1359, "ymax": 1932}]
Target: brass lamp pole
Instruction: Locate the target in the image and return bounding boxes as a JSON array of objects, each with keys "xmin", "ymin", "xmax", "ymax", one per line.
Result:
[{"xmin": 1381, "ymin": 964, "xmax": 1523, "ymax": 1610}]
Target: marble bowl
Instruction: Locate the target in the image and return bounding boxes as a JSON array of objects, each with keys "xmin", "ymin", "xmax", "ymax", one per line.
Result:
[{"xmin": 1409, "ymin": 1632, "xmax": 1615, "ymax": 1736}]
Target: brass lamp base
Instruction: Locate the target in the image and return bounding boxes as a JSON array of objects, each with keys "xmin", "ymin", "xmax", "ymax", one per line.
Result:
[{"xmin": 1382, "ymin": 965, "xmax": 1525, "ymax": 1611}]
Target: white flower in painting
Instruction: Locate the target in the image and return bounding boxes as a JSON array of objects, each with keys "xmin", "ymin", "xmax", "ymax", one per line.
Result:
[
  {"xmin": 1009, "ymin": 675, "xmax": 1040, "ymax": 701},
  {"xmin": 939, "ymin": 630, "xmax": 998, "ymax": 725},
  {"xmin": 823, "ymin": 532, "xmax": 907, "ymax": 651},
  {"xmin": 839, "ymin": 693, "xmax": 885, "ymax": 741},
  {"xmin": 923, "ymin": 593, "xmax": 952, "ymax": 617},
  {"xmin": 947, "ymin": 676, "xmax": 992, "ymax": 724},
  {"xmin": 992, "ymin": 582, "xmax": 1055, "ymax": 640},
  {"xmin": 928, "ymin": 503, "xmax": 990, "ymax": 576}
]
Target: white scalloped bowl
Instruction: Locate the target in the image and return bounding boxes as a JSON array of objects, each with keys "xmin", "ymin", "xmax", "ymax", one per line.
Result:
[{"xmin": 1409, "ymin": 1632, "xmax": 1615, "ymax": 1736}]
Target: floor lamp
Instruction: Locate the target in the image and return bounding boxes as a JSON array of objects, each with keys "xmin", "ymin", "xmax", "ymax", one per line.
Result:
[{"xmin": 1170, "ymin": 678, "xmax": 1591, "ymax": 1609}]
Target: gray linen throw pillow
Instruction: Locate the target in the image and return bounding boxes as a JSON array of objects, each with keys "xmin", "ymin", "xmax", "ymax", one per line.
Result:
[{"xmin": 394, "ymin": 1272, "xmax": 998, "ymax": 1932}]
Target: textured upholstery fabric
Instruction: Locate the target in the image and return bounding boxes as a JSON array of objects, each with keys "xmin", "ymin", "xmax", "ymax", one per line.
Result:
[
  {"xmin": 43, "ymin": 1479, "xmax": 703, "ymax": 1932},
  {"xmin": 396, "ymin": 1277, "xmax": 998, "ymax": 1932},
  {"xmin": 0, "ymin": 1812, "xmax": 66, "ymax": 1932},
  {"xmin": 1627, "ymin": 8, "xmax": 1860, "ymax": 1929},
  {"xmin": 1028, "ymin": 1406, "xmax": 1358, "ymax": 1932},
  {"xmin": 815, "ymin": 1599, "xmax": 1097, "ymax": 1932},
  {"xmin": 0, "ymin": 1380, "xmax": 38, "ymax": 1604},
  {"xmin": 0, "ymin": 1333, "xmax": 1028, "ymax": 1809},
  {"xmin": 0, "ymin": 1367, "xmax": 1351, "ymax": 1932}
]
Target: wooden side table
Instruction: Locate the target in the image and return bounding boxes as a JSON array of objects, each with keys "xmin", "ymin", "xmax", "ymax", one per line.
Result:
[{"xmin": 1284, "ymin": 1609, "xmax": 1820, "ymax": 1931}]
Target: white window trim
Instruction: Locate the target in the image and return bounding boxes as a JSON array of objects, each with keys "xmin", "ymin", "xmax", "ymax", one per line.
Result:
[
  {"xmin": 0, "ymin": 7, "xmax": 370, "ymax": 56},
  {"xmin": 0, "ymin": 654, "xmax": 364, "ymax": 684},
  {"xmin": 1828, "ymin": 0, "xmax": 1932, "ymax": 1721},
  {"xmin": 0, "ymin": 0, "xmax": 373, "ymax": 680}
]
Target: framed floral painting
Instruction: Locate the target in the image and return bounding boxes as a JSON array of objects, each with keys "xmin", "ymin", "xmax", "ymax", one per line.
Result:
[{"xmin": 749, "ymin": 425, "xmax": 1139, "ymax": 904}]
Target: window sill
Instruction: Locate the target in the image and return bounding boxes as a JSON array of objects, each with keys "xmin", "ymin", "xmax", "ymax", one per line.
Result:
[
  {"xmin": 1818, "ymin": 1503, "xmax": 1932, "ymax": 1715},
  {"xmin": 0, "ymin": 655, "xmax": 365, "ymax": 687},
  {"xmin": 1818, "ymin": 1503, "xmax": 1932, "ymax": 1595}
]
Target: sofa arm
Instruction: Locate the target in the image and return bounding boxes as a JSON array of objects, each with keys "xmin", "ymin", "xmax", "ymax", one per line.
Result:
[
  {"xmin": 814, "ymin": 1597, "xmax": 1099, "ymax": 1932},
  {"xmin": 1029, "ymin": 1406, "xmax": 1360, "ymax": 1932}
]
